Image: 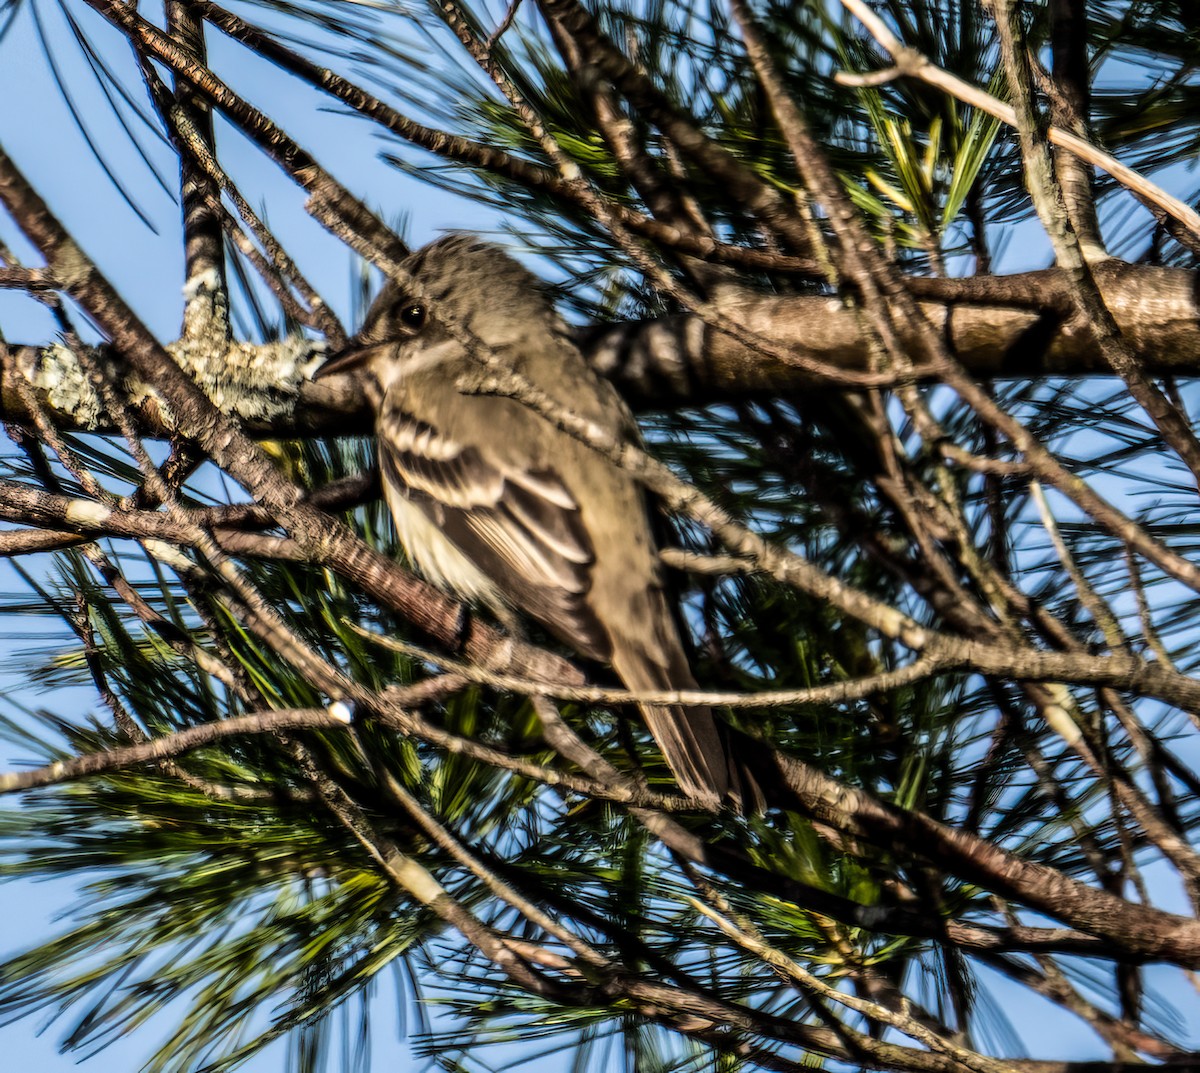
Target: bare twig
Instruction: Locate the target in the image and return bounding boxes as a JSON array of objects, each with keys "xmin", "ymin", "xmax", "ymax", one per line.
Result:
[
  {"xmin": 0, "ymin": 707, "xmax": 349, "ymax": 793},
  {"xmin": 835, "ymin": 0, "xmax": 1200, "ymax": 239}
]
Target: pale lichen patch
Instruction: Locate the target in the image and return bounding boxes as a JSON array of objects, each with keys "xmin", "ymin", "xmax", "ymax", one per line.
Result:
[
  {"xmin": 16, "ymin": 328, "xmax": 324, "ymax": 433},
  {"xmin": 181, "ymin": 269, "xmax": 230, "ymax": 346},
  {"xmin": 20, "ymin": 343, "xmax": 105, "ymax": 430},
  {"xmin": 167, "ymin": 334, "xmax": 324, "ymax": 423},
  {"xmin": 64, "ymin": 499, "xmax": 112, "ymax": 527},
  {"xmin": 143, "ymin": 539, "xmax": 195, "ymax": 572},
  {"xmin": 182, "ymin": 266, "xmax": 222, "ymax": 303}
]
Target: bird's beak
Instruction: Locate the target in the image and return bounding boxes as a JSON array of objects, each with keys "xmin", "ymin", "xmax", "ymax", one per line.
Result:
[{"xmin": 312, "ymin": 344, "xmax": 373, "ymax": 380}]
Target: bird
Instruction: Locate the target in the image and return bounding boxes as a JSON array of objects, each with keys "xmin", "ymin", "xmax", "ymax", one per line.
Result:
[{"xmin": 316, "ymin": 235, "xmax": 754, "ymax": 810}]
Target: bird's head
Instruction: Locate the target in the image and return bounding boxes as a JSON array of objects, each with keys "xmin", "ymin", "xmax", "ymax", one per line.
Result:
[{"xmin": 314, "ymin": 235, "xmax": 557, "ymax": 387}]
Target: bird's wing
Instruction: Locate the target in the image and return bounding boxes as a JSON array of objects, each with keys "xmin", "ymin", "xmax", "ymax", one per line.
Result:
[{"xmin": 378, "ymin": 407, "xmax": 612, "ymax": 661}]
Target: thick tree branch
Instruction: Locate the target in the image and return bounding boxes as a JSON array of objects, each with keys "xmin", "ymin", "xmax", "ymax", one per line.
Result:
[{"xmin": 1, "ymin": 264, "xmax": 1196, "ymax": 437}]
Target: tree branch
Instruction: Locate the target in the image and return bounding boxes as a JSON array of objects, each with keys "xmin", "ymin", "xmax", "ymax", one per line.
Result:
[{"xmin": 1, "ymin": 264, "xmax": 1195, "ymax": 438}]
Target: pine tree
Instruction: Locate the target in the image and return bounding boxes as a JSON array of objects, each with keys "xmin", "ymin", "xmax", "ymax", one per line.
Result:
[{"xmin": 0, "ymin": 1, "xmax": 1198, "ymax": 1070}]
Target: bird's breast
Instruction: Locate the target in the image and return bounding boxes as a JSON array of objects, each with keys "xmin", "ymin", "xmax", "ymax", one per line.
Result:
[{"xmin": 382, "ymin": 478, "xmax": 508, "ymax": 612}]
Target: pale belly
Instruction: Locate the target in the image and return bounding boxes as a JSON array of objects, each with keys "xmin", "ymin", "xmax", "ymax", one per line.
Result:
[{"xmin": 383, "ymin": 480, "xmax": 508, "ymax": 613}]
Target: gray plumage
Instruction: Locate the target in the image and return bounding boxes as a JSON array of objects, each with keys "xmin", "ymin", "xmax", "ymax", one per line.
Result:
[{"xmin": 323, "ymin": 235, "xmax": 749, "ymax": 810}]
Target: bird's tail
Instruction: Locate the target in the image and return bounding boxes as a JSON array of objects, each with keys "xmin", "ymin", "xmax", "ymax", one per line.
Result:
[
  {"xmin": 641, "ymin": 702, "xmax": 765, "ymax": 814},
  {"xmin": 612, "ymin": 649, "xmax": 765, "ymax": 813}
]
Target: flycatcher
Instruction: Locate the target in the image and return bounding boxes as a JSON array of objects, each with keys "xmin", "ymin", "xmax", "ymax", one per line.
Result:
[{"xmin": 317, "ymin": 235, "xmax": 752, "ymax": 810}]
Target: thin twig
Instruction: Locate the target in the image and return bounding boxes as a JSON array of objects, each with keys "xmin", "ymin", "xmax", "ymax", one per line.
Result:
[
  {"xmin": 0, "ymin": 707, "xmax": 350, "ymax": 793},
  {"xmin": 835, "ymin": 0, "xmax": 1200, "ymax": 239},
  {"xmin": 349, "ymin": 621, "xmax": 946, "ymax": 708},
  {"xmin": 692, "ymin": 899, "xmax": 1024, "ymax": 1073}
]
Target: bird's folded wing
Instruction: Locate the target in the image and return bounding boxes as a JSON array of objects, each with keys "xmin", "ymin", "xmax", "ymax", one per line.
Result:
[{"xmin": 379, "ymin": 409, "xmax": 612, "ymax": 660}]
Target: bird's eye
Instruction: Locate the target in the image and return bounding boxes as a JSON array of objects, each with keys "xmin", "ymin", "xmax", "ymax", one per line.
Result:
[{"xmin": 399, "ymin": 303, "xmax": 427, "ymax": 331}]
